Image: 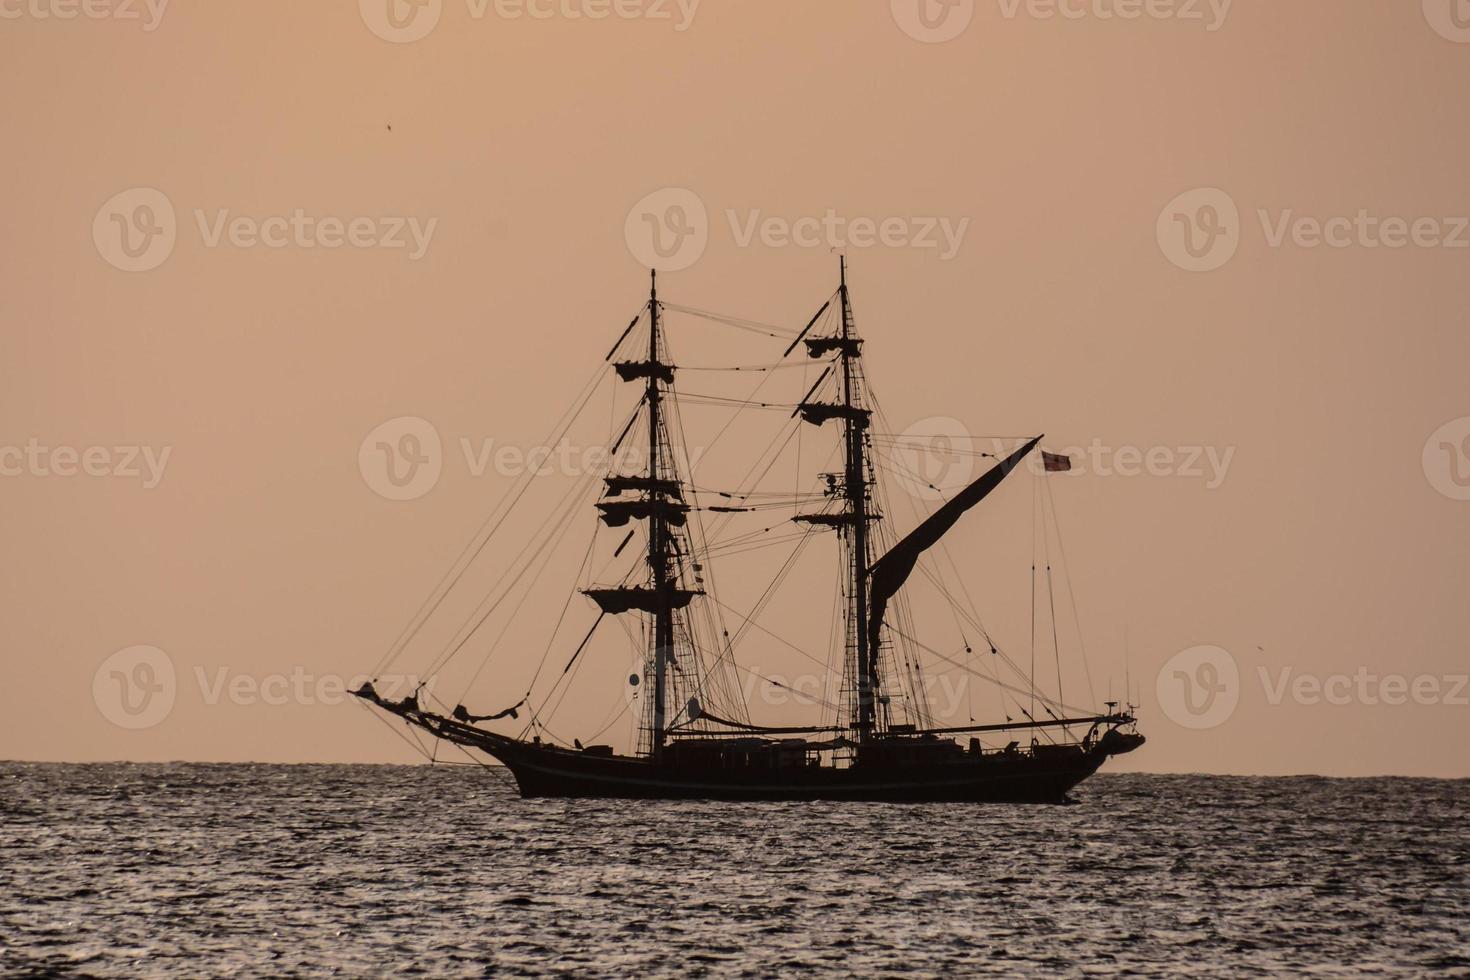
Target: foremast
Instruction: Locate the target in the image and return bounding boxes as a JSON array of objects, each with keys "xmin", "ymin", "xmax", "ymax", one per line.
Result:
[
  {"xmin": 645, "ymin": 272, "xmax": 675, "ymax": 760},
  {"xmin": 584, "ymin": 270, "xmax": 697, "ymax": 760}
]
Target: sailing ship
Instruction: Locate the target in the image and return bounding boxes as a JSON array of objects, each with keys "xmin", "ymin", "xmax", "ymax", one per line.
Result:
[{"xmin": 355, "ymin": 259, "xmax": 1143, "ymax": 802}]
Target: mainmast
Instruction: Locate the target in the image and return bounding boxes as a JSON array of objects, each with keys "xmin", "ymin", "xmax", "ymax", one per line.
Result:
[
  {"xmin": 646, "ymin": 270, "xmax": 674, "ymax": 759},
  {"xmin": 794, "ymin": 262, "xmax": 1046, "ymax": 744},
  {"xmin": 838, "ymin": 258, "xmax": 877, "ymax": 741},
  {"xmin": 790, "ymin": 258, "xmax": 880, "ymax": 742}
]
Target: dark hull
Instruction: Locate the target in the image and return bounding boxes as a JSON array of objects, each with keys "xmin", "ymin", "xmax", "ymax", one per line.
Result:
[
  {"xmin": 481, "ymin": 739, "xmax": 1114, "ymax": 803},
  {"xmin": 352, "ymin": 690, "xmax": 1144, "ymax": 803}
]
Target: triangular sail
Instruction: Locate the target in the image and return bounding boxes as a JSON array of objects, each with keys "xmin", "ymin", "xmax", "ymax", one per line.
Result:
[{"xmin": 866, "ymin": 435, "xmax": 1041, "ymax": 655}]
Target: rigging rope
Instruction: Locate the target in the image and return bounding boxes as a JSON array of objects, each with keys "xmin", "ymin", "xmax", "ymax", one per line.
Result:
[
  {"xmin": 370, "ymin": 362, "xmax": 610, "ymax": 679},
  {"xmin": 660, "ymin": 302, "xmax": 800, "ymax": 338},
  {"xmin": 1043, "ymin": 471, "xmax": 1098, "ymax": 710}
]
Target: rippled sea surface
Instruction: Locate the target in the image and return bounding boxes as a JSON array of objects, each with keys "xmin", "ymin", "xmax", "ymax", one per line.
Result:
[{"xmin": 2, "ymin": 765, "xmax": 1467, "ymax": 978}]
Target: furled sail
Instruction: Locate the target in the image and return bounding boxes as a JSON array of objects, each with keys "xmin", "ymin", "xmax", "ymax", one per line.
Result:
[
  {"xmin": 797, "ymin": 402, "xmax": 871, "ymax": 428},
  {"xmin": 596, "ymin": 499, "xmax": 690, "ymax": 527},
  {"xmin": 604, "ymin": 476, "xmax": 683, "ymax": 498},
  {"xmin": 584, "ymin": 586, "xmax": 703, "ymax": 615},
  {"xmin": 614, "ymin": 360, "xmax": 675, "ymax": 384},
  {"xmin": 805, "ymin": 336, "xmax": 862, "ymax": 358},
  {"xmin": 866, "ymin": 436, "xmax": 1041, "ymax": 653}
]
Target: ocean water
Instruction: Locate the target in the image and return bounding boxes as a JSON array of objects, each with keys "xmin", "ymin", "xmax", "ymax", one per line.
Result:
[{"xmin": 1, "ymin": 765, "xmax": 1466, "ymax": 978}]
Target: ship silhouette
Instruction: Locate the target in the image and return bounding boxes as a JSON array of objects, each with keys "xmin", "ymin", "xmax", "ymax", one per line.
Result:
[{"xmin": 356, "ymin": 259, "xmax": 1143, "ymax": 802}]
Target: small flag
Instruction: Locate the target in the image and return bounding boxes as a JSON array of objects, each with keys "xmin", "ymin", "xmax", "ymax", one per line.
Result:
[{"xmin": 1042, "ymin": 451, "xmax": 1072, "ymax": 472}]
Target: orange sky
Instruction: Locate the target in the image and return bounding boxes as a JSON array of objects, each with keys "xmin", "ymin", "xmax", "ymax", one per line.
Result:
[{"xmin": 2, "ymin": 0, "xmax": 1467, "ymax": 776}]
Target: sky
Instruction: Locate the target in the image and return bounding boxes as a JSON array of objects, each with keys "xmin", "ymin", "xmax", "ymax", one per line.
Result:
[{"xmin": 2, "ymin": 0, "xmax": 1467, "ymax": 777}]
